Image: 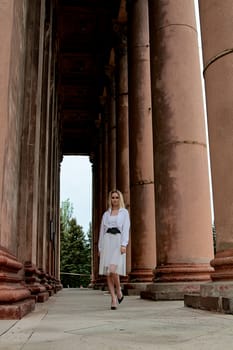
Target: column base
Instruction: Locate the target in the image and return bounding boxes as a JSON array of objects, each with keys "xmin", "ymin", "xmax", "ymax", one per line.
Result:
[
  {"xmin": 210, "ymin": 249, "xmax": 233, "ymax": 281},
  {"xmin": 141, "ymin": 281, "xmax": 204, "ymax": 300},
  {"xmin": 129, "ymin": 268, "xmax": 153, "ymax": 282},
  {"xmin": 24, "ymin": 262, "xmax": 49, "ymax": 302},
  {"xmin": 184, "ymin": 281, "xmax": 233, "ymax": 314},
  {"xmin": 123, "ymin": 282, "xmax": 151, "ymax": 296},
  {"xmin": 92, "ymin": 276, "xmax": 107, "ymax": 291},
  {"xmin": 120, "ymin": 275, "xmax": 129, "ymax": 283},
  {"xmin": 0, "ymin": 246, "xmax": 35, "ymax": 319},
  {"xmin": 154, "ymin": 263, "xmax": 213, "ymax": 282},
  {"xmin": 0, "ymin": 298, "xmax": 35, "ymax": 319}
]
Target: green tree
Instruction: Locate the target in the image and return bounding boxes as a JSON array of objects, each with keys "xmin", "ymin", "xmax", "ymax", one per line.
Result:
[
  {"xmin": 60, "ymin": 198, "xmax": 73, "ymax": 236},
  {"xmin": 212, "ymin": 222, "xmax": 216, "ymax": 254},
  {"xmin": 60, "ymin": 199, "xmax": 91, "ymax": 287}
]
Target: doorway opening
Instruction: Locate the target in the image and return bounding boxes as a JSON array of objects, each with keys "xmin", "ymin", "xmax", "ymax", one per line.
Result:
[{"xmin": 60, "ymin": 156, "xmax": 92, "ymax": 288}]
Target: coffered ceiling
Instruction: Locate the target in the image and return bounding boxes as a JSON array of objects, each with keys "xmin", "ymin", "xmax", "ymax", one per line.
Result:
[{"xmin": 57, "ymin": 0, "xmax": 121, "ymax": 155}]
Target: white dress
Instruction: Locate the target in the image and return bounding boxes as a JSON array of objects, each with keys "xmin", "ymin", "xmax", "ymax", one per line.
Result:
[{"xmin": 98, "ymin": 208, "xmax": 130, "ymax": 276}]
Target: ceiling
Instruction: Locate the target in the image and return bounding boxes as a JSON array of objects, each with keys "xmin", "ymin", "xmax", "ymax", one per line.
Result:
[{"xmin": 57, "ymin": 0, "xmax": 121, "ymax": 155}]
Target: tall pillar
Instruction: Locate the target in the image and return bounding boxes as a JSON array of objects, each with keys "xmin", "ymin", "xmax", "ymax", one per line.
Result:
[
  {"xmin": 149, "ymin": 0, "xmax": 214, "ymax": 282},
  {"xmin": 0, "ymin": 1, "xmax": 13, "ymax": 227},
  {"xmin": 91, "ymin": 124, "xmax": 104, "ymax": 286},
  {"xmin": 100, "ymin": 97, "xmax": 109, "ymax": 208},
  {"xmin": 0, "ymin": 0, "xmax": 27, "ymax": 251},
  {"xmin": 199, "ymin": 1, "xmax": 233, "ymax": 282},
  {"xmin": 115, "ymin": 23, "xmax": 130, "ymax": 211},
  {"xmin": 0, "ymin": 0, "xmax": 35, "ymax": 318},
  {"xmin": 37, "ymin": 6, "xmax": 53, "ymax": 275},
  {"xmin": 115, "ymin": 22, "xmax": 131, "ymax": 276},
  {"xmin": 105, "ymin": 61, "xmax": 117, "ymax": 191},
  {"xmin": 90, "ymin": 156, "xmax": 99, "ymax": 286},
  {"xmin": 128, "ymin": 0, "xmax": 156, "ymax": 282},
  {"xmin": 17, "ymin": 0, "xmax": 43, "ymax": 266}
]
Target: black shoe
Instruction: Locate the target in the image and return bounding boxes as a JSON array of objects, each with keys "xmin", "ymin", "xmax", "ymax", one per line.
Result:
[
  {"xmin": 111, "ymin": 297, "xmax": 117, "ymax": 310},
  {"xmin": 118, "ymin": 294, "xmax": 124, "ymax": 304}
]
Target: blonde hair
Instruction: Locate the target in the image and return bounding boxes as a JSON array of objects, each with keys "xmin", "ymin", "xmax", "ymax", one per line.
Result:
[{"xmin": 108, "ymin": 189, "xmax": 125, "ymax": 209}]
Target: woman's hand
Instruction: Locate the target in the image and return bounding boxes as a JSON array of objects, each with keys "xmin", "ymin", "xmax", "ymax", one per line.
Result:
[{"xmin": 120, "ymin": 245, "xmax": 126, "ymax": 254}]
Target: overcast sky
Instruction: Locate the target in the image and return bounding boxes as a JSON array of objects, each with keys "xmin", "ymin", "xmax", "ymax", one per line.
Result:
[{"xmin": 60, "ymin": 156, "xmax": 92, "ymax": 233}]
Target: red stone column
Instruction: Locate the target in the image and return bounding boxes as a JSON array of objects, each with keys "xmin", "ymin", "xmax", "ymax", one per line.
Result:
[
  {"xmin": 0, "ymin": 1, "xmax": 37, "ymax": 317},
  {"xmin": 105, "ymin": 62, "xmax": 117, "ymax": 191},
  {"xmin": 0, "ymin": 247, "xmax": 35, "ymax": 319},
  {"xmin": 199, "ymin": 1, "xmax": 233, "ymax": 282},
  {"xmin": 37, "ymin": 12, "xmax": 52, "ymax": 275},
  {"xmin": 115, "ymin": 22, "xmax": 131, "ymax": 277},
  {"xmin": 91, "ymin": 135, "xmax": 105, "ymax": 286},
  {"xmin": 0, "ymin": 1, "xmax": 13, "ymax": 225},
  {"xmin": 0, "ymin": 0, "xmax": 28, "ymax": 250},
  {"xmin": 17, "ymin": 0, "xmax": 44, "ymax": 266},
  {"xmin": 149, "ymin": 0, "xmax": 214, "ymax": 282},
  {"xmin": 100, "ymin": 97, "xmax": 109, "ymax": 209},
  {"xmin": 90, "ymin": 156, "xmax": 99, "ymax": 286},
  {"xmin": 128, "ymin": 0, "xmax": 156, "ymax": 282}
]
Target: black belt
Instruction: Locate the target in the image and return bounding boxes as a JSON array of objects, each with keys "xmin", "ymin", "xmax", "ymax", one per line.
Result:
[{"xmin": 106, "ymin": 227, "xmax": 121, "ymax": 234}]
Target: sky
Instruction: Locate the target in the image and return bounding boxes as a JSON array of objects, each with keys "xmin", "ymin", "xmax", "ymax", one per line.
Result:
[{"xmin": 60, "ymin": 156, "xmax": 92, "ymax": 233}]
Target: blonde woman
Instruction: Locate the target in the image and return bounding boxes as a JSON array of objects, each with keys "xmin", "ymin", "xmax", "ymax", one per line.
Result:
[{"xmin": 98, "ymin": 189, "xmax": 130, "ymax": 310}]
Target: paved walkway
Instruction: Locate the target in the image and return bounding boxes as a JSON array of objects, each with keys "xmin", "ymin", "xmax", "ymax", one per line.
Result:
[{"xmin": 0, "ymin": 288, "xmax": 233, "ymax": 350}]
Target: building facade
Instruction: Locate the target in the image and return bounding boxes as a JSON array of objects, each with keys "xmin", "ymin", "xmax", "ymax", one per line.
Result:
[{"xmin": 0, "ymin": 0, "xmax": 232, "ymax": 318}]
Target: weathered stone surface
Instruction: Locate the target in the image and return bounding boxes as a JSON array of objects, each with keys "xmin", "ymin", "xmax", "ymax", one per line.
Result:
[
  {"xmin": 0, "ymin": 299, "xmax": 35, "ymax": 320},
  {"xmin": 200, "ymin": 281, "xmax": 233, "ymax": 298},
  {"xmin": 24, "ymin": 262, "xmax": 49, "ymax": 302},
  {"xmin": 184, "ymin": 294, "xmax": 201, "ymax": 309},
  {"xmin": 0, "ymin": 247, "xmax": 34, "ymax": 319},
  {"xmin": 141, "ymin": 282, "xmax": 204, "ymax": 301},
  {"xmin": 222, "ymin": 297, "xmax": 233, "ymax": 314}
]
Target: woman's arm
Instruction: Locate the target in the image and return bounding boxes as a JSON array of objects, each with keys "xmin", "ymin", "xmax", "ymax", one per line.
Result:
[
  {"xmin": 98, "ymin": 213, "xmax": 105, "ymax": 253},
  {"xmin": 121, "ymin": 209, "xmax": 130, "ymax": 248}
]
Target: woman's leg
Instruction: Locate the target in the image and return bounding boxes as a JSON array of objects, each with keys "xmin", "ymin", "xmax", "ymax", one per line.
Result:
[
  {"xmin": 107, "ymin": 273, "xmax": 117, "ymax": 307},
  {"xmin": 111, "ymin": 272, "xmax": 122, "ymax": 299}
]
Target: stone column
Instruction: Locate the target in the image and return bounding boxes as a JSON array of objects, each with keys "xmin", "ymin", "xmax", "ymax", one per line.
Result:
[
  {"xmin": 0, "ymin": 0, "xmax": 36, "ymax": 318},
  {"xmin": 17, "ymin": 0, "xmax": 44, "ymax": 265},
  {"xmin": 90, "ymin": 155, "xmax": 96, "ymax": 286},
  {"xmin": 100, "ymin": 96, "xmax": 109, "ymax": 208},
  {"xmin": 199, "ymin": 1, "xmax": 233, "ymax": 282},
  {"xmin": 37, "ymin": 8, "xmax": 53, "ymax": 275},
  {"xmin": 91, "ymin": 110, "xmax": 105, "ymax": 286},
  {"xmin": 115, "ymin": 23, "xmax": 130, "ymax": 211},
  {"xmin": 149, "ymin": 0, "xmax": 214, "ymax": 282},
  {"xmin": 0, "ymin": 0, "xmax": 27, "ymax": 251},
  {"xmin": 115, "ymin": 23, "xmax": 131, "ymax": 276},
  {"xmin": 22, "ymin": 0, "xmax": 51, "ymax": 301},
  {"xmin": 127, "ymin": 0, "xmax": 156, "ymax": 282},
  {"xmin": 0, "ymin": 1, "xmax": 13, "ymax": 228},
  {"xmin": 38, "ymin": 85, "xmax": 49, "ymax": 272},
  {"xmin": 105, "ymin": 62, "xmax": 117, "ymax": 191},
  {"xmin": 47, "ymin": 68, "xmax": 56, "ymax": 280}
]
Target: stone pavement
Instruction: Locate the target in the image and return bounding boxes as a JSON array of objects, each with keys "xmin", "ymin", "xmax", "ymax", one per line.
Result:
[{"xmin": 0, "ymin": 288, "xmax": 233, "ymax": 350}]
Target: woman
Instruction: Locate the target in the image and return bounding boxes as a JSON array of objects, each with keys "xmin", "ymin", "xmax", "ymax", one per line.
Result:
[{"xmin": 98, "ymin": 189, "xmax": 130, "ymax": 310}]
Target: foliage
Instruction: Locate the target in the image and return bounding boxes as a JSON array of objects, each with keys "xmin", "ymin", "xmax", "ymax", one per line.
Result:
[
  {"xmin": 60, "ymin": 199, "xmax": 91, "ymax": 288},
  {"xmin": 212, "ymin": 222, "xmax": 216, "ymax": 254}
]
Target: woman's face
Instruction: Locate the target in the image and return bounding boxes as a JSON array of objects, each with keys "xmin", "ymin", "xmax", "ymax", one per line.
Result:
[{"xmin": 111, "ymin": 192, "xmax": 120, "ymax": 207}]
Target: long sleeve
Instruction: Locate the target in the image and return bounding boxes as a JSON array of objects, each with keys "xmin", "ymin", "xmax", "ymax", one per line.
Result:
[
  {"xmin": 98, "ymin": 214, "xmax": 105, "ymax": 252},
  {"xmin": 120, "ymin": 209, "xmax": 130, "ymax": 247}
]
